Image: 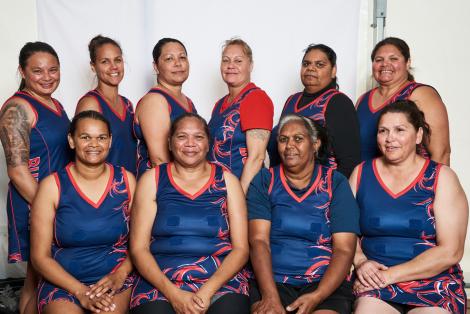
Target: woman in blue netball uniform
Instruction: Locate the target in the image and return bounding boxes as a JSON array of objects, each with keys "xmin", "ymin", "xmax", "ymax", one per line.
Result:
[
  {"xmin": 248, "ymin": 114, "xmax": 360, "ymax": 314},
  {"xmin": 356, "ymin": 37, "xmax": 450, "ymax": 164},
  {"xmin": 130, "ymin": 113, "xmax": 249, "ymax": 314},
  {"xmin": 268, "ymin": 44, "xmax": 360, "ymax": 177},
  {"xmin": 31, "ymin": 111, "xmax": 135, "ymax": 313},
  {"xmin": 350, "ymin": 100, "xmax": 467, "ymax": 313},
  {"xmin": 133, "ymin": 38, "xmax": 197, "ymax": 178},
  {"xmin": 76, "ymin": 35, "xmax": 137, "ymax": 174},
  {"xmin": 208, "ymin": 38, "xmax": 274, "ymax": 193},
  {"xmin": 0, "ymin": 42, "xmax": 71, "ymax": 313}
]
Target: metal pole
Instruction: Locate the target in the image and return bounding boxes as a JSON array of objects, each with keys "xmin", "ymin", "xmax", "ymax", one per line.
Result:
[{"xmin": 373, "ymin": 0, "xmax": 387, "ymax": 44}]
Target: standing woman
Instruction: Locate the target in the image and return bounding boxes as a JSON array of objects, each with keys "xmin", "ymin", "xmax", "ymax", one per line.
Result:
[
  {"xmin": 76, "ymin": 35, "xmax": 137, "ymax": 174},
  {"xmin": 356, "ymin": 37, "xmax": 450, "ymax": 164},
  {"xmin": 268, "ymin": 44, "xmax": 360, "ymax": 178},
  {"xmin": 130, "ymin": 113, "xmax": 249, "ymax": 314},
  {"xmin": 208, "ymin": 38, "xmax": 274, "ymax": 193},
  {"xmin": 133, "ymin": 38, "xmax": 197, "ymax": 178},
  {"xmin": 0, "ymin": 42, "xmax": 71, "ymax": 313}
]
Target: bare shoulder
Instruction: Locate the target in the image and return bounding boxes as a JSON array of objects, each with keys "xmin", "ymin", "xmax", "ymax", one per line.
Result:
[
  {"xmin": 36, "ymin": 174, "xmax": 60, "ymax": 203},
  {"xmin": 138, "ymin": 92, "xmax": 169, "ymax": 111},
  {"xmin": 410, "ymin": 85, "xmax": 443, "ymax": 106},
  {"xmin": 76, "ymin": 95, "xmax": 100, "ymax": 113}
]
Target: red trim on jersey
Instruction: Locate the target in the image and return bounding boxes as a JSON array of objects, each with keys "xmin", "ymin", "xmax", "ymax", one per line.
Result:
[
  {"xmin": 372, "ymin": 158, "xmax": 430, "ymax": 199},
  {"xmin": 150, "ymin": 87, "xmax": 194, "ymax": 113},
  {"xmin": 294, "ymin": 89, "xmax": 337, "ymax": 113},
  {"xmin": 219, "ymin": 82, "xmax": 257, "ymax": 113},
  {"xmin": 367, "ymin": 81, "xmax": 414, "ymax": 114},
  {"xmin": 121, "ymin": 167, "xmax": 131, "ymax": 205},
  {"xmin": 92, "ymin": 89, "xmax": 127, "ymax": 122},
  {"xmin": 279, "ymin": 164, "xmax": 322, "ymax": 203},
  {"xmin": 281, "ymin": 94, "xmax": 296, "ymax": 114},
  {"xmin": 3, "ymin": 94, "xmax": 39, "ymax": 128},
  {"xmin": 154, "ymin": 166, "xmax": 160, "ymax": 196},
  {"xmin": 432, "ymin": 163, "xmax": 443, "ymax": 192},
  {"xmin": 268, "ymin": 168, "xmax": 275, "ymax": 195},
  {"xmin": 77, "ymin": 92, "xmax": 104, "ymax": 114},
  {"xmin": 355, "ymin": 93, "xmax": 366, "ymax": 110},
  {"xmin": 66, "ymin": 163, "xmax": 114, "ymax": 209},
  {"xmin": 19, "ymin": 91, "xmax": 63, "ymax": 117},
  {"xmin": 356, "ymin": 162, "xmax": 365, "ymax": 194},
  {"xmin": 7, "ymin": 187, "xmax": 22, "ymax": 260},
  {"xmin": 53, "ymin": 172, "xmax": 61, "ymax": 247},
  {"xmin": 167, "ymin": 162, "xmax": 215, "ymax": 200}
]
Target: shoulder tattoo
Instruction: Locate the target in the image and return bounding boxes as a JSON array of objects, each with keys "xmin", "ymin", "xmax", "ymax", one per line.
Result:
[{"xmin": 0, "ymin": 102, "xmax": 31, "ymax": 167}]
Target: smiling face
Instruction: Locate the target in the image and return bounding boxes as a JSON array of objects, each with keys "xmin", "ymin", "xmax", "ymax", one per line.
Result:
[
  {"xmin": 278, "ymin": 120, "xmax": 320, "ymax": 172},
  {"xmin": 169, "ymin": 116, "xmax": 209, "ymax": 167},
  {"xmin": 68, "ymin": 118, "xmax": 112, "ymax": 166},
  {"xmin": 301, "ymin": 49, "xmax": 336, "ymax": 93},
  {"xmin": 20, "ymin": 52, "xmax": 60, "ymax": 97},
  {"xmin": 155, "ymin": 42, "xmax": 189, "ymax": 86},
  {"xmin": 220, "ymin": 44, "xmax": 253, "ymax": 88},
  {"xmin": 372, "ymin": 44, "xmax": 410, "ymax": 85},
  {"xmin": 91, "ymin": 43, "xmax": 124, "ymax": 87},
  {"xmin": 377, "ymin": 112, "xmax": 422, "ymax": 163}
]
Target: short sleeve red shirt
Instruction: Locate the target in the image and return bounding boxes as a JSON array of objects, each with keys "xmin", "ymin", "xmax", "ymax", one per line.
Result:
[{"xmin": 219, "ymin": 83, "xmax": 274, "ymax": 132}]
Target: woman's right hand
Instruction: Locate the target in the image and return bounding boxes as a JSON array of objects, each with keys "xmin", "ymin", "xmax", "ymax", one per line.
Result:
[
  {"xmin": 355, "ymin": 259, "xmax": 388, "ymax": 289},
  {"xmin": 167, "ymin": 288, "xmax": 205, "ymax": 314},
  {"xmin": 252, "ymin": 297, "xmax": 286, "ymax": 314},
  {"xmin": 76, "ymin": 288, "xmax": 116, "ymax": 313}
]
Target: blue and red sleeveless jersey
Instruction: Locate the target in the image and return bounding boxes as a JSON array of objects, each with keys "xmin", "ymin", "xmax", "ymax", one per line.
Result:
[
  {"xmin": 355, "ymin": 159, "xmax": 465, "ymax": 313},
  {"xmin": 268, "ymin": 164, "xmax": 334, "ymax": 286},
  {"xmin": 3, "ymin": 91, "xmax": 70, "ymax": 262},
  {"xmin": 208, "ymin": 86, "xmax": 259, "ymax": 178},
  {"xmin": 51, "ymin": 163, "xmax": 131, "ymax": 284},
  {"xmin": 133, "ymin": 88, "xmax": 196, "ymax": 178},
  {"xmin": 79, "ymin": 90, "xmax": 137, "ymax": 174},
  {"xmin": 356, "ymin": 82, "xmax": 426, "ymax": 161},
  {"xmin": 130, "ymin": 163, "xmax": 248, "ymax": 308},
  {"xmin": 268, "ymin": 89, "xmax": 341, "ymax": 168}
]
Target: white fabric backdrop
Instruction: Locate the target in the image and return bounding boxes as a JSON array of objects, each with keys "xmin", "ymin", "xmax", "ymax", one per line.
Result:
[
  {"xmin": 36, "ymin": 0, "xmax": 361, "ymax": 120},
  {"xmin": 0, "ymin": 0, "xmax": 361, "ymax": 279}
]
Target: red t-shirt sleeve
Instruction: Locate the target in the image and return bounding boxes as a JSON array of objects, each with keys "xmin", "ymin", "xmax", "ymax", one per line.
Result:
[{"xmin": 239, "ymin": 89, "xmax": 274, "ymax": 132}]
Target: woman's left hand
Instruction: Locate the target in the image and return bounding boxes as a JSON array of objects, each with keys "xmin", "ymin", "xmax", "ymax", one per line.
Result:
[
  {"xmin": 194, "ymin": 289, "xmax": 211, "ymax": 313},
  {"xmin": 87, "ymin": 269, "xmax": 128, "ymax": 299},
  {"xmin": 286, "ymin": 292, "xmax": 321, "ymax": 314}
]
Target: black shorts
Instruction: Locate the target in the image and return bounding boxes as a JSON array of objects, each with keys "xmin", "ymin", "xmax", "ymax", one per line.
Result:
[
  {"xmin": 249, "ymin": 279, "xmax": 354, "ymax": 314},
  {"xmin": 130, "ymin": 293, "xmax": 250, "ymax": 314}
]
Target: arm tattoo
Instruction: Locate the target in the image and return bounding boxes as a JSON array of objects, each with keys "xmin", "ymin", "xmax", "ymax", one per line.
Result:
[
  {"xmin": 247, "ymin": 129, "xmax": 270, "ymax": 141},
  {"xmin": 0, "ymin": 102, "xmax": 31, "ymax": 167}
]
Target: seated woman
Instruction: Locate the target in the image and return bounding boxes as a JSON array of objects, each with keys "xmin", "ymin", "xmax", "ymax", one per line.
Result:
[
  {"xmin": 129, "ymin": 113, "xmax": 249, "ymax": 314},
  {"xmin": 248, "ymin": 114, "xmax": 359, "ymax": 314},
  {"xmin": 31, "ymin": 111, "xmax": 136, "ymax": 314},
  {"xmin": 350, "ymin": 100, "xmax": 467, "ymax": 314}
]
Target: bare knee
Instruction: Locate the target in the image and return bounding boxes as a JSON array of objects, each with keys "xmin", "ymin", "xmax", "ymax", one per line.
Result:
[{"xmin": 354, "ymin": 297, "xmax": 401, "ymax": 314}]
